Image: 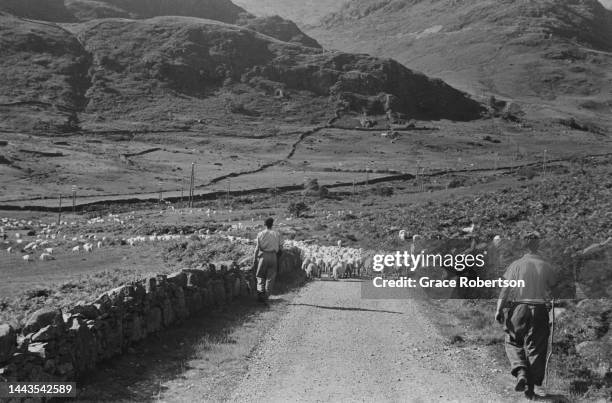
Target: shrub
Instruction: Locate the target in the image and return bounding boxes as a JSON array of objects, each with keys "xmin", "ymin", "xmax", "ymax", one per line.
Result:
[{"xmin": 288, "ymin": 201, "xmax": 309, "ymax": 218}]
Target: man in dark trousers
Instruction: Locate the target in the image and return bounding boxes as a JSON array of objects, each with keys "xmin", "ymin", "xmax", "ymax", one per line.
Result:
[
  {"xmin": 495, "ymin": 232, "xmax": 556, "ymax": 400},
  {"xmin": 253, "ymin": 217, "xmax": 282, "ymax": 303}
]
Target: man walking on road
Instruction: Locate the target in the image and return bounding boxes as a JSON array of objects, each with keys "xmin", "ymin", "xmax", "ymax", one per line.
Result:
[
  {"xmin": 253, "ymin": 217, "xmax": 282, "ymax": 304},
  {"xmin": 495, "ymin": 232, "xmax": 556, "ymax": 400}
]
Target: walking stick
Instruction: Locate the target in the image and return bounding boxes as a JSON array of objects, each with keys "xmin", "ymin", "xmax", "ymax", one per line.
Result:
[{"xmin": 545, "ymin": 298, "xmax": 555, "ymax": 391}]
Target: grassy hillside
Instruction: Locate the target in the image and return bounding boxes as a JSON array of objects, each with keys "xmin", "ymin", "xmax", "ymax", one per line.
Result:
[
  {"xmin": 307, "ymin": 0, "xmax": 612, "ymax": 128},
  {"xmin": 0, "ymin": 0, "xmax": 322, "ymax": 48},
  {"xmin": 0, "ymin": 13, "xmax": 484, "ymax": 133}
]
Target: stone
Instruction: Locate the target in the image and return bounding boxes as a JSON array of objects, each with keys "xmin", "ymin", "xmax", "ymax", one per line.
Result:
[
  {"xmin": 146, "ymin": 307, "xmax": 162, "ymax": 334},
  {"xmin": 31, "ymin": 325, "xmax": 61, "ymax": 343},
  {"xmin": 68, "ymin": 303, "xmax": 100, "ymax": 320},
  {"xmin": 168, "ymin": 272, "xmax": 187, "ymax": 288},
  {"xmin": 69, "ymin": 319, "xmax": 97, "ymax": 373},
  {"xmin": 23, "ymin": 308, "xmax": 64, "ymax": 335},
  {"xmin": 161, "ymin": 298, "xmax": 175, "ymax": 327},
  {"xmin": 28, "ymin": 342, "xmax": 51, "ymax": 360},
  {"xmin": 0, "ymin": 324, "xmax": 16, "ymax": 363},
  {"xmin": 144, "ymin": 277, "xmax": 156, "ymax": 293}
]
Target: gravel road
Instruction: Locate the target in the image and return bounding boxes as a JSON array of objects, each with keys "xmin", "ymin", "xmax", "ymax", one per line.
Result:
[{"xmin": 229, "ymin": 280, "xmax": 511, "ymax": 402}]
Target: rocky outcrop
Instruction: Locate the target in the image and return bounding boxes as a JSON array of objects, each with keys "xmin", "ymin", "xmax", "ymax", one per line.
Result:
[
  {"xmin": 0, "ymin": 246, "xmax": 304, "ymax": 382},
  {"xmin": 239, "ymin": 15, "xmax": 321, "ymax": 48}
]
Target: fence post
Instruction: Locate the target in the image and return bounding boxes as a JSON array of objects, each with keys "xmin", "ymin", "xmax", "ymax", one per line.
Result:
[
  {"xmin": 57, "ymin": 194, "xmax": 62, "ymax": 226},
  {"xmin": 71, "ymin": 185, "xmax": 76, "ymax": 213}
]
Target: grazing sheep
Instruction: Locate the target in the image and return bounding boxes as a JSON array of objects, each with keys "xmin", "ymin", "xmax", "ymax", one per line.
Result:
[
  {"xmin": 39, "ymin": 253, "xmax": 55, "ymax": 261},
  {"xmin": 72, "ymin": 245, "xmax": 80, "ymax": 253},
  {"xmin": 22, "ymin": 254, "xmax": 33, "ymax": 262}
]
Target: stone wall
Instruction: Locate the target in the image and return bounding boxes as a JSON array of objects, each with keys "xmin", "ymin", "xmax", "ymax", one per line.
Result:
[{"xmin": 0, "ymin": 247, "xmax": 303, "ymax": 383}]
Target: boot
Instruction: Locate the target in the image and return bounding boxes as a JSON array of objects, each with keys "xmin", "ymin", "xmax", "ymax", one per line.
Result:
[
  {"xmin": 257, "ymin": 291, "xmax": 266, "ymax": 303},
  {"xmin": 515, "ymin": 369, "xmax": 528, "ymax": 392}
]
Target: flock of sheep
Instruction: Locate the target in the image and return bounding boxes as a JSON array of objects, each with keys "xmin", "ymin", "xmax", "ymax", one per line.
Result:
[
  {"xmin": 286, "ymin": 240, "xmax": 369, "ymax": 280},
  {"xmin": 0, "ymin": 212, "xmax": 259, "ymax": 266}
]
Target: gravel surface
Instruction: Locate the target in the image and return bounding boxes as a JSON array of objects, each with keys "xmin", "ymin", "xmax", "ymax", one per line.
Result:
[{"xmin": 229, "ymin": 280, "xmax": 510, "ymax": 402}]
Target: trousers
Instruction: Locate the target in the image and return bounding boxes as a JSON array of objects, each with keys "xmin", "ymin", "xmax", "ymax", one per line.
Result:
[
  {"xmin": 504, "ymin": 303, "xmax": 550, "ymax": 386},
  {"xmin": 256, "ymin": 251, "xmax": 277, "ymax": 295}
]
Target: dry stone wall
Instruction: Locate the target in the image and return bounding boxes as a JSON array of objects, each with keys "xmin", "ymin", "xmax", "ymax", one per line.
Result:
[{"xmin": 0, "ymin": 246, "xmax": 304, "ymax": 384}]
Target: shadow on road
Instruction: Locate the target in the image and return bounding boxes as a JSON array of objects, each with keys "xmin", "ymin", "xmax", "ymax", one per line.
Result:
[
  {"xmin": 289, "ymin": 303, "xmax": 403, "ymax": 315},
  {"xmin": 75, "ymin": 296, "xmax": 279, "ymax": 402},
  {"xmin": 535, "ymin": 393, "xmax": 571, "ymax": 403}
]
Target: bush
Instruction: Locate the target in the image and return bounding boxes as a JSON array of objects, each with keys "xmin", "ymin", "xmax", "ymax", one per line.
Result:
[
  {"xmin": 372, "ymin": 185, "xmax": 393, "ymax": 196},
  {"xmin": 288, "ymin": 201, "xmax": 309, "ymax": 218}
]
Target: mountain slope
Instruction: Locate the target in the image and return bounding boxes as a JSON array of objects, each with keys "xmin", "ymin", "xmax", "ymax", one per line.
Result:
[
  {"xmin": 307, "ymin": 0, "xmax": 612, "ymax": 124},
  {"xmin": 0, "ymin": 0, "xmax": 322, "ymax": 48},
  {"xmin": 0, "ymin": 13, "xmax": 484, "ymax": 132}
]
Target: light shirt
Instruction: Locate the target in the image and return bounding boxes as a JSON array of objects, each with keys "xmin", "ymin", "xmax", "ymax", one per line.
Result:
[
  {"xmin": 257, "ymin": 229, "xmax": 282, "ymax": 253},
  {"xmin": 503, "ymin": 253, "xmax": 556, "ymax": 304}
]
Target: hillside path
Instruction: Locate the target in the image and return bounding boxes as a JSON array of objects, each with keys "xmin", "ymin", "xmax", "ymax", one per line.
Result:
[{"xmin": 228, "ymin": 280, "xmax": 512, "ymax": 403}]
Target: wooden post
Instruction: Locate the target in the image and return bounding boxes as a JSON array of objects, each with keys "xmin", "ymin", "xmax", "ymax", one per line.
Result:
[
  {"xmin": 181, "ymin": 178, "xmax": 184, "ymax": 209},
  {"xmin": 189, "ymin": 162, "xmax": 195, "ymax": 208},
  {"xmin": 71, "ymin": 185, "xmax": 76, "ymax": 213},
  {"xmin": 57, "ymin": 194, "xmax": 62, "ymax": 226}
]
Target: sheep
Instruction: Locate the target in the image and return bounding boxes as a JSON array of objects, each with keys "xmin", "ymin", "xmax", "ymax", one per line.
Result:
[
  {"xmin": 44, "ymin": 248, "xmax": 53, "ymax": 254},
  {"xmin": 332, "ymin": 262, "xmax": 347, "ymax": 280},
  {"xmin": 72, "ymin": 245, "xmax": 80, "ymax": 253},
  {"xmin": 22, "ymin": 254, "xmax": 33, "ymax": 262},
  {"xmin": 83, "ymin": 243, "xmax": 93, "ymax": 253},
  {"xmin": 6, "ymin": 247, "xmax": 12, "ymax": 254},
  {"xmin": 39, "ymin": 253, "xmax": 55, "ymax": 261},
  {"xmin": 97, "ymin": 241, "xmax": 102, "ymax": 249},
  {"xmin": 399, "ymin": 230, "xmax": 407, "ymax": 241}
]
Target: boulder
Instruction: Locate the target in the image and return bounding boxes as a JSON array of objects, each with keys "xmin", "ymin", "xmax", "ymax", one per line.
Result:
[
  {"xmin": 30, "ymin": 325, "xmax": 62, "ymax": 343},
  {"xmin": 27, "ymin": 342, "xmax": 51, "ymax": 360},
  {"xmin": 575, "ymin": 340, "xmax": 612, "ymax": 377},
  {"xmin": 23, "ymin": 308, "xmax": 64, "ymax": 335},
  {"xmin": 68, "ymin": 303, "xmax": 100, "ymax": 320},
  {"xmin": 0, "ymin": 324, "xmax": 16, "ymax": 363}
]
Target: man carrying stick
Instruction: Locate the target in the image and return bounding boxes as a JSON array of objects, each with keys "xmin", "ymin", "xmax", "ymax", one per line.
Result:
[{"xmin": 495, "ymin": 232, "xmax": 557, "ymax": 400}]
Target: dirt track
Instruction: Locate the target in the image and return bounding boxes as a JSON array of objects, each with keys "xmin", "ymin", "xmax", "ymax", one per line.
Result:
[{"xmin": 227, "ymin": 280, "xmax": 510, "ymax": 403}]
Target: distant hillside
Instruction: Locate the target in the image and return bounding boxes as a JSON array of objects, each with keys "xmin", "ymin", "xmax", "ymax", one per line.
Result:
[
  {"xmin": 0, "ymin": 0, "xmax": 322, "ymax": 48},
  {"xmin": 307, "ymin": 0, "xmax": 612, "ymax": 125},
  {"xmin": 0, "ymin": 13, "xmax": 484, "ymax": 132},
  {"xmin": 233, "ymin": 0, "xmax": 347, "ymax": 26}
]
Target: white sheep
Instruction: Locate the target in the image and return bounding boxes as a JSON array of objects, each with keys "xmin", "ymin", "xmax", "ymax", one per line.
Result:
[
  {"xmin": 44, "ymin": 248, "xmax": 53, "ymax": 254},
  {"xmin": 72, "ymin": 245, "xmax": 80, "ymax": 253},
  {"xmin": 83, "ymin": 243, "xmax": 93, "ymax": 253},
  {"xmin": 399, "ymin": 230, "xmax": 407, "ymax": 241},
  {"xmin": 6, "ymin": 247, "xmax": 12, "ymax": 254},
  {"xmin": 22, "ymin": 254, "xmax": 33, "ymax": 262},
  {"xmin": 39, "ymin": 253, "xmax": 55, "ymax": 261}
]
